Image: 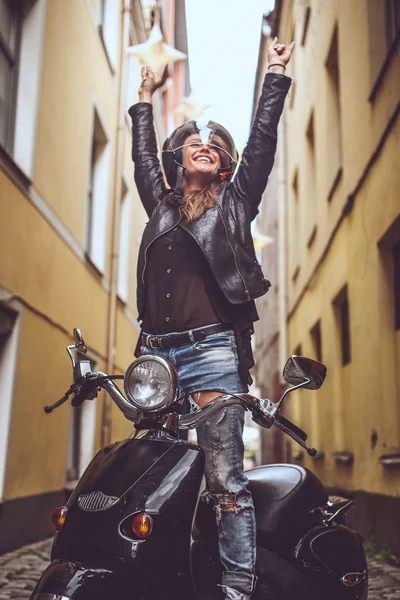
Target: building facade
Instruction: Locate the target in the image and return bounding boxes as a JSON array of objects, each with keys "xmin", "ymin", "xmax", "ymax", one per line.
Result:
[
  {"xmin": 0, "ymin": 0, "xmax": 188, "ymax": 553},
  {"xmin": 254, "ymin": 0, "xmax": 400, "ymax": 552}
]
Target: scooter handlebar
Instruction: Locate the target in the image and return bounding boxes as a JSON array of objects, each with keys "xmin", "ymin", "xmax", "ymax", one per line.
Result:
[
  {"xmin": 47, "ymin": 362, "xmax": 317, "ymax": 456},
  {"xmin": 178, "ymin": 393, "xmax": 317, "ymax": 457}
]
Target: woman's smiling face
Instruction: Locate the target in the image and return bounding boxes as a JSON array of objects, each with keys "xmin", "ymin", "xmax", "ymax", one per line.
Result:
[{"xmin": 182, "ymin": 133, "xmax": 222, "ymax": 183}]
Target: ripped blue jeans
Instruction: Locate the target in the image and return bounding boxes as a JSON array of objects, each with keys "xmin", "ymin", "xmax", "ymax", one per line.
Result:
[
  {"xmin": 140, "ymin": 328, "xmax": 256, "ymax": 595},
  {"xmin": 197, "ymin": 405, "xmax": 256, "ymax": 596}
]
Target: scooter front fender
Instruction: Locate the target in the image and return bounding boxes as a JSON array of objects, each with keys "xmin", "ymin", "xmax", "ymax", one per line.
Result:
[{"xmin": 30, "ymin": 559, "xmax": 157, "ymax": 600}]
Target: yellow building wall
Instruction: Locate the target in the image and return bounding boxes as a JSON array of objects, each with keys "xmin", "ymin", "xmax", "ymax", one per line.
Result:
[
  {"xmin": 0, "ymin": 173, "xmax": 109, "ymax": 354},
  {"xmin": 288, "ymin": 115, "xmax": 400, "ymax": 497},
  {"xmin": 277, "ymin": 0, "xmax": 400, "ymax": 498},
  {"xmin": 283, "ymin": 0, "xmax": 399, "ymax": 303},
  {"xmin": 34, "ymin": 0, "xmax": 120, "ymax": 259}
]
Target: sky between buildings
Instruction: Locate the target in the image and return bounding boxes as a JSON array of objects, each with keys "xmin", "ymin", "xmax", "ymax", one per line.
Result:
[{"xmin": 185, "ymin": 0, "xmax": 275, "ymax": 153}]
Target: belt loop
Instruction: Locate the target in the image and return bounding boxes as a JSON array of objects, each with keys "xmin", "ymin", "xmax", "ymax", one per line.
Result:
[{"xmin": 188, "ymin": 329, "xmax": 195, "ymax": 343}]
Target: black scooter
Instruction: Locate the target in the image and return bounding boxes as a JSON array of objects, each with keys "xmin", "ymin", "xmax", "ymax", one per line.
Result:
[{"xmin": 30, "ymin": 328, "xmax": 368, "ymax": 600}]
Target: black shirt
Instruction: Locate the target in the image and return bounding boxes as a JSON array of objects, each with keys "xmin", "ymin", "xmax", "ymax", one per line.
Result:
[
  {"xmin": 141, "ymin": 226, "xmax": 258, "ymax": 385},
  {"xmin": 142, "ymin": 226, "xmax": 223, "ymax": 333}
]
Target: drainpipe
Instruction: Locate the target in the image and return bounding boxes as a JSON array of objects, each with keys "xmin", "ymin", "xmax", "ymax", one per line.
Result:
[
  {"xmin": 278, "ymin": 111, "xmax": 288, "ymax": 376},
  {"xmin": 102, "ymin": 0, "xmax": 131, "ymax": 447}
]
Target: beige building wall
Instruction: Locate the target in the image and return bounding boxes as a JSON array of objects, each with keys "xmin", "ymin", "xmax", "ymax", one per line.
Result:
[
  {"xmin": 0, "ymin": 0, "xmax": 187, "ymax": 552},
  {"xmin": 254, "ymin": 0, "xmax": 400, "ymax": 551}
]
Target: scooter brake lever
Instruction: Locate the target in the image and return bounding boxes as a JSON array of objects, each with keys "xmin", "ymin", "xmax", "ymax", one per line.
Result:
[
  {"xmin": 276, "ymin": 414, "xmax": 308, "ymax": 441},
  {"xmin": 274, "ymin": 418, "xmax": 317, "ymax": 457},
  {"xmin": 44, "ymin": 383, "xmax": 79, "ymax": 413}
]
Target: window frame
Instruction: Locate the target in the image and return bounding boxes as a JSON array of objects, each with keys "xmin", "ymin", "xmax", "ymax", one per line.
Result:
[
  {"xmin": 368, "ymin": 0, "xmax": 400, "ymax": 102},
  {"xmin": 98, "ymin": 0, "xmax": 119, "ymax": 73},
  {"xmin": 333, "ymin": 285, "xmax": 351, "ymax": 367},
  {"xmin": 0, "ymin": 0, "xmax": 23, "ymax": 153},
  {"xmin": 0, "ymin": 298, "xmax": 22, "ymax": 503},
  {"xmin": 65, "ymin": 352, "xmax": 98, "ymax": 486},
  {"xmin": 310, "ymin": 320, "xmax": 322, "ymax": 363},
  {"xmin": 85, "ymin": 103, "xmax": 111, "ymax": 276},
  {"xmin": 324, "ymin": 23, "xmax": 343, "ymax": 203},
  {"xmin": 392, "ymin": 241, "xmax": 400, "ymax": 331},
  {"xmin": 117, "ymin": 176, "xmax": 131, "ymax": 304},
  {"xmin": 0, "ymin": 0, "xmax": 48, "ymax": 179}
]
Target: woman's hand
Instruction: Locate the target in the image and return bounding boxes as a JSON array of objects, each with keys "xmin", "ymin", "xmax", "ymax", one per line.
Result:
[
  {"xmin": 267, "ymin": 37, "xmax": 295, "ymax": 74},
  {"xmin": 138, "ymin": 65, "xmax": 167, "ymax": 103}
]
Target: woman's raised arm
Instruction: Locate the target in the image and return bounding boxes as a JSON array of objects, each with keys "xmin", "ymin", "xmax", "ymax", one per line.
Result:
[
  {"xmin": 129, "ymin": 66, "xmax": 168, "ymax": 218},
  {"xmin": 231, "ymin": 38, "xmax": 295, "ymax": 220}
]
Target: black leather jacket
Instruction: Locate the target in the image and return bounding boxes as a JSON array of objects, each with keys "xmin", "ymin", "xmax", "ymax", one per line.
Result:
[{"xmin": 129, "ymin": 73, "xmax": 291, "ymax": 322}]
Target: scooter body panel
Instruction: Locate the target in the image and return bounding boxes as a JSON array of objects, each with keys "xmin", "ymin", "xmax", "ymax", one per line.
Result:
[
  {"xmin": 50, "ymin": 437, "xmax": 204, "ymax": 599},
  {"xmin": 294, "ymin": 524, "xmax": 368, "ymax": 600}
]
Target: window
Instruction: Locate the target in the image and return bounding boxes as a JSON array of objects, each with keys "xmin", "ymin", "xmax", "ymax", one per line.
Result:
[
  {"xmin": 117, "ymin": 179, "xmax": 131, "ymax": 303},
  {"xmin": 301, "ymin": 5, "xmax": 311, "ymax": 46},
  {"xmin": 378, "ymin": 217, "xmax": 400, "ymax": 330},
  {"xmin": 293, "ymin": 344, "xmax": 302, "ymax": 357},
  {"xmin": 289, "ymin": 23, "xmax": 296, "ymax": 108},
  {"xmin": 378, "ymin": 218, "xmax": 400, "ymax": 440},
  {"xmin": 310, "ymin": 320, "xmax": 322, "ymax": 362},
  {"xmin": 291, "ymin": 169, "xmax": 300, "ymax": 281},
  {"xmin": 0, "ymin": 0, "xmax": 22, "ymax": 150},
  {"xmin": 66, "ymin": 354, "xmax": 97, "ymax": 484},
  {"xmin": 0, "ymin": 302, "xmax": 20, "ymax": 501},
  {"xmin": 333, "ymin": 285, "xmax": 351, "ymax": 366},
  {"xmin": 325, "ymin": 25, "xmax": 343, "ymax": 201},
  {"xmin": 393, "ymin": 241, "xmax": 400, "ymax": 331},
  {"xmin": 0, "ymin": 0, "xmax": 46, "ymax": 177},
  {"xmin": 86, "ymin": 109, "xmax": 111, "ymax": 274},
  {"xmin": 367, "ymin": 0, "xmax": 400, "ymax": 98},
  {"xmin": 67, "ymin": 403, "xmax": 83, "ymax": 483},
  {"xmin": 99, "ymin": 0, "xmax": 120, "ymax": 71},
  {"xmin": 305, "ymin": 111, "xmax": 317, "ymax": 246}
]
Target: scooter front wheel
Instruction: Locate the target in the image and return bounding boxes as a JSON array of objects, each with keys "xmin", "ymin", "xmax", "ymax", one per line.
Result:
[
  {"xmin": 30, "ymin": 559, "xmax": 157, "ymax": 600},
  {"xmin": 32, "ymin": 596, "xmax": 71, "ymax": 600}
]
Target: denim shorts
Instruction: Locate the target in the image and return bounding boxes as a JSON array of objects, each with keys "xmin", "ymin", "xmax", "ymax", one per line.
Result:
[{"xmin": 140, "ymin": 329, "xmax": 248, "ymax": 399}]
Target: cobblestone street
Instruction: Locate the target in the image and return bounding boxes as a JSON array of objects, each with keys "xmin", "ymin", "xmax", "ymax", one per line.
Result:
[{"xmin": 0, "ymin": 538, "xmax": 399, "ymax": 599}]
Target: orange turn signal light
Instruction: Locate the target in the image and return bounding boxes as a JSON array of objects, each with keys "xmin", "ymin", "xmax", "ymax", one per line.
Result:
[
  {"xmin": 131, "ymin": 512, "xmax": 153, "ymax": 538},
  {"xmin": 51, "ymin": 506, "xmax": 67, "ymax": 530}
]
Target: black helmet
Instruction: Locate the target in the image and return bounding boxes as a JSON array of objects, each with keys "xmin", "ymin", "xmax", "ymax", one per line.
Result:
[{"xmin": 162, "ymin": 120, "xmax": 239, "ymax": 201}]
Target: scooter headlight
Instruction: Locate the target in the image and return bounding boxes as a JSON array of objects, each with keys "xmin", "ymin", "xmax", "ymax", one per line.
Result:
[{"xmin": 124, "ymin": 356, "xmax": 177, "ymax": 411}]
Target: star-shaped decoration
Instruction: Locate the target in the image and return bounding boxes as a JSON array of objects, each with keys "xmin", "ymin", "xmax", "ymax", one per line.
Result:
[
  {"xmin": 252, "ymin": 232, "xmax": 274, "ymax": 250},
  {"xmin": 175, "ymin": 94, "xmax": 211, "ymax": 120},
  {"xmin": 126, "ymin": 21, "xmax": 187, "ymax": 73}
]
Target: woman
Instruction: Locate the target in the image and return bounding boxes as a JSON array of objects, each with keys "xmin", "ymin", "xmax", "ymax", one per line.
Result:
[{"xmin": 129, "ymin": 37, "xmax": 294, "ymax": 600}]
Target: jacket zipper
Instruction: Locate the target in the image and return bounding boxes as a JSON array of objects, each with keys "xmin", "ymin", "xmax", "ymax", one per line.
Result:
[
  {"xmin": 216, "ymin": 204, "xmax": 251, "ymax": 301},
  {"xmin": 142, "ymin": 214, "xmax": 183, "ymax": 283}
]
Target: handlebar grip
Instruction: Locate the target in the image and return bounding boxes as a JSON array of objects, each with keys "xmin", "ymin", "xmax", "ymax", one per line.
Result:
[{"xmin": 276, "ymin": 414, "xmax": 308, "ymax": 441}]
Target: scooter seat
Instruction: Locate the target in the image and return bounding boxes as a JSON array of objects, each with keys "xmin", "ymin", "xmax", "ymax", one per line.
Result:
[
  {"xmin": 194, "ymin": 463, "xmax": 327, "ymax": 552},
  {"xmin": 246, "ymin": 463, "xmax": 327, "ymax": 529}
]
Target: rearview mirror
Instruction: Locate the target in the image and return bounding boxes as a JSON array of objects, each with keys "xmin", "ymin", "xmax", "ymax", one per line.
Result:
[
  {"xmin": 73, "ymin": 328, "xmax": 87, "ymax": 354},
  {"xmin": 283, "ymin": 356, "xmax": 327, "ymax": 390}
]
